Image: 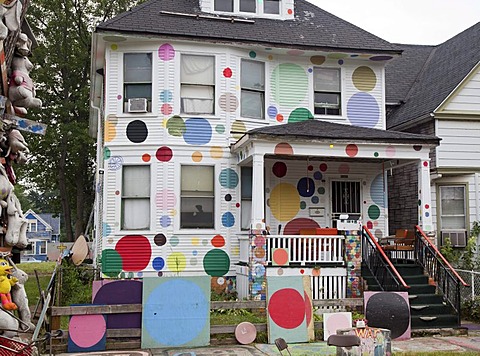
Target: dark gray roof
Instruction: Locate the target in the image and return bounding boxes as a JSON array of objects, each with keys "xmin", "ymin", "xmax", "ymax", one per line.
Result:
[
  {"xmin": 98, "ymin": 0, "xmax": 401, "ymax": 54},
  {"xmin": 386, "ymin": 22, "xmax": 480, "ymax": 129},
  {"xmin": 38, "ymin": 213, "xmax": 61, "ymax": 235},
  {"xmin": 246, "ymin": 119, "xmax": 440, "ymax": 145}
]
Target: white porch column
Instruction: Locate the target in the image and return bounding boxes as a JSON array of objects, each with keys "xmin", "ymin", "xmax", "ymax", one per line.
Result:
[
  {"xmin": 251, "ymin": 153, "xmax": 265, "ymax": 230},
  {"xmin": 418, "ymin": 159, "xmax": 433, "ymax": 231}
]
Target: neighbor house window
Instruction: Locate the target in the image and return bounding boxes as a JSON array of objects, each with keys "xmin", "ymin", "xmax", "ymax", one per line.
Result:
[
  {"xmin": 123, "ymin": 53, "xmax": 152, "ymax": 113},
  {"xmin": 241, "ymin": 60, "xmax": 265, "ymax": 119},
  {"xmin": 181, "ymin": 55, "xmax": 215, "ymax": 115},
  {"xmin": 28, "ymin": 220, "xmax": 37, "ymax": 232},
  {"xmin": 215, "ymin": 0, "xmax": 233, "ymax": 12},
  {"xmin": 121, "ymin": 166, "xmax": 150, "ymax": 230},
  {"xmin": 439, "ymin": 185, "xmax": 466, "ymax": 230},
  {"xmin": 39, "ymin": 241, "xmax": 47, "ymax": 254},
  {"xmin": 241, "ymin": 167, "xmax": 252, "ymax": 230},
  {"xmin": 264, "ymin": 0, "xmax": 280, "ymax": 14},
  {"xmin": 181, "ymin": 166, "xmax": 214, "ymax": 228},
  {"xmin": 313, "ymin": 67, "xmax": 341, "ymax": 115}
]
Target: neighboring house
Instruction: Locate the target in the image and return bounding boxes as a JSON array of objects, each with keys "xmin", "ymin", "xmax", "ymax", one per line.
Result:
[
  {"xmin": 24, "ymin": 209, "xmax": 61, "ymax": 261},
  {"xmin": 386, "ymin": 22, "xmax": 480, "ymax": 249},
  {"xmin": 90, "ymin": 0, "xmax": 439, "ymax": 299}
]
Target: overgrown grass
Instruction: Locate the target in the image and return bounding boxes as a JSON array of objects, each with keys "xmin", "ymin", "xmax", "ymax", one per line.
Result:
[{"xmin": 17, "ymin": 262, "xmax": 56, "ymax": 308}]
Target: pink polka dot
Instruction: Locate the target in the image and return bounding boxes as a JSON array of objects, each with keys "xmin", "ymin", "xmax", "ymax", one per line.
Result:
[
  {"xmin": 158, "ymin": 43, "xmax": 175, "ymax": 61},
  {"xmin": 319, "ymin": 163, "xmax": 328, "ymax": 172},
  {"xmin": 117, "ymin": 94, "xmax": 122, "ymax": 100},
  {"xmin": 346, "ymin": 144, "xmax": 359, "ymax": 157},
  {"xmin": 69, "ymin": 315, "xmax": 106, "ymax": 348},
  {"xmin": 425, "ymin": 204, "xmax": 430, "ymax": 209},
  {"xmin": 161, "ymin": 103, "xmax": 172, "ymax": 115}
]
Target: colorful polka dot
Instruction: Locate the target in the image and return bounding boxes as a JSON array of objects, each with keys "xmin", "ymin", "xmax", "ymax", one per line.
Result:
[
  {"xmin": 160, "ymin": 90, "xmax": 173, "ymax": 102},
  {"xmin": 192, "ymin": 151, "xmax": 203, "ymax": 162},
  {"xmin": 288, "ymin": 107, "xmax": 314, "ymax": 123},
  {"xmin": 160, "ymin": 215, "xmax": 172, "ymax": 227},
  {"xmin": 142, "ymin": 153, "xmax": 151, "ymax": 162},
  {"xmin": 347, "ymin": 93, "xmax": 380, "ymax": 128},
  {"xmin": 271, "ymin": 64, "xmax": 308, "ymax": 107},
  {"xmin": 272, "ymin": 161, "xmax": 287, "ymax": 178},
  {"xmin": 338, "ymin": 164, "xmax": 350, "ymax": 174},
  {"xmin": 155, "ymin": 189, "xmax": 176, "ymax": 210},
  {"xmin": 170, "ymin": 236, "xmax": 179, "ymax": 246},
  {"xmin": 276, "ymin": 114, "xmax": 284, "ymax": 122},
  {"xmin": 156, "ymin": 146, "xmax": 173, "ymax": 162},
  {"xmin": 225, "ymin": 194, "xmax": 232, "ymax": 202},
  {"xmin": 222, "ymin": 212, "xmax": 235, "ymax": 228},
  {"xmin": 249, "ymin": 51, "xmax": 257, "ymax": 58},
  {"xmin": 184, "ymin": 118, "xmax": 212, "ymax": 145},
  {"xmin": 352, "ymin": 66, "xmax": 377, "ymax": 92},
  {"xmin": 153, "ymin": 257, "xmax": 165, "ymax": 271},
  {"xmin": 210, "ymin": 146, "xmax": 223, "ymax": 159},
  {"xmin": 313, "ymin": 171, "xmax": 323, "ymax": 180},
  {"xmin": 297, "ymin": 177, "xmax": 315, "ymax": 197},
  {"xmin": 274, "ymin": 142, "xmax": 293, "ymax": 155},
  {"xmin": 154, "ymin": 234, "xmax": 167, "ymax": 246},
  {"xmin": 216, "ymin": 124, "xmax": 225, "ymax": 134},
  {"xmin": 219, "ymin": 168, "xmax": 239, "ymax": 188},
  {"xmin": 158, "ymin": 43, "xmax": 175, "ymax": 61},
  {"xmin": 167, "ymin": 252, "xmax": 186, "ymax": 272},
  {"xmin": 219, "ymin": 93, "xmax": 239, "ymax": 112},
  {"xmin": 166, "ymin": 116, "xmax": 186, "ymax": 137},
  {"xmin": 115, "ymin": 235, "xmax": 152, "ymax": 271},
  {"xmin": 211, "ymin": 235, "xmax": 225, "ymax": 248},
  {"xmin": 368, "ymin": 205, "xmax": 381, "ymax": 220},
  {"xmin": 231, "ymin": 121, "xmax": 247, "ymax": 140},
  {"xmin": 319, "ymin": 163, "xmax": 328, "ymax": 172},
  {"xmin": 346, "ymin": 144, "xmax": 359, "ymax": 157},
  {"xmin": 268, "ymin": 288, "xmax": 305, "ymax": 329},
  {"xmin": 223, "ymin": 67, "xmax": 232, "ymax": 78},
  {"xmin": 268, "ymin": 106, "xmax": 278, "ymax": 118},
  {"xmin": 369, "ymin": 56, "xmax": 393, "ymax": 61},
  {"xmin": 161, "ymin": 103, "xmax": 173, "ymax": 115},
  {"xmin": 310, "ymin": 56, "xmax": 326, "ymax": 65},
  {"xmin": 126, "ymin": 120, "xmax": 148, "ymax": 143},
  {"xmin": 270, "ymin": 183, "xmax": 300, "ymax": 222},
  {"xmin": 204, "ymin": 249, "xmax": 230, "ymax": 276}
]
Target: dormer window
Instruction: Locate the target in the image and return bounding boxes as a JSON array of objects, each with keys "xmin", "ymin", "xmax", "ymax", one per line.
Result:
[
  {"xmin": 240, "ymin": 0, "xmax": 255, "ymax": 13},
  {"xmin": 264, "ymin": 0, "xmax": 280, "ymax": 14},
  {"xmin": 214, "ymin": 0, "xmax": 233, "ymax": 12},
  {"xmin": 213, "ymin": 0, "xmax": 282, "ymax": 16}
]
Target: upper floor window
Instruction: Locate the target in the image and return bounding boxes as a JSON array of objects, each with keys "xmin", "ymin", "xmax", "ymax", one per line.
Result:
[
  {"xmin": 214, "ymin": 0, "xmax": 279, "ymax": 15},
  {"xmin": 123, "ymin": 53, "xmax": 152, "ymax": 113},
  {"xmin": 264, "ymin": 0, "xmax": 280, "ymax": 14},
  {"xmin": 241, "ymin": 59, "xmax": 265, "ymax": 119},
  {"xmin": 181, "ymin": 55, "xmax": 215, "ymax": 115},
  {"xmin": 439, "ymin": 185, "xmax": 466, "ymax": 230},
  {"xmin": 122, "ymin": 165, "xmax": 150, "ymax": 230},
  {"xmin": 215, "ymin": 0, "xmax": 233, "ymax": 12},
  {"xmin": 28, "ymin": 220, "xmax": 37, "ymax": 232},
  {"xmin": 313, "ymin": 67, "xmax": 341, "ymax": 115},
  {"xmin": 181, "ymin": 165, "xmax": 214, "ymax": 229}
]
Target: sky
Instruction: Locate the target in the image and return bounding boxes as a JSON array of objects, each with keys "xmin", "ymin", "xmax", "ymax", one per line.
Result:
[{"xmin": 306, "ymin": 0, "xmax": 480, "ymax": 45}]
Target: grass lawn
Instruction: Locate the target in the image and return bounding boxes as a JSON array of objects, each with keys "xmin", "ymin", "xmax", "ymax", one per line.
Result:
[{"xmin": 17, "ymin": 262, "xmax": 57, "ymax": 308}]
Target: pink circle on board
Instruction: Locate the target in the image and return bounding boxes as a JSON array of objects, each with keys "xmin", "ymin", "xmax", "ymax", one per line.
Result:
[
  {"xmin": 272, "ymin": 248, "xmax": 289, "ymax": 266},
  {"xmin": 326, "ymin": 313, "xmax": 351, "ymax": 337},
  {"xmin": 235, "ymin": 321, "xmax": 257, "ymax": 344},
  {"xmin": 268, "ymin": 288, "xmax": 305, "ymax": 329},
  {"xmin": 386, "ymin": 145, "xmax": 396, "ymax": 158},
  {"xmin": 158, "ymin": 43, "xmax": 175, "ymax": 61},
  {"xmin": 69, "ymin": 314, "xmax": 106, "ymax": 348}
]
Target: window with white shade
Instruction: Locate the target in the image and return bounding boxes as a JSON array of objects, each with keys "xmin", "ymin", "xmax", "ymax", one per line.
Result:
[
  {"xmin": 181, "ymin": 165, "xmax": 214, "ymax": 228},
  {"xmin": 313, "ymin": 67, "xmax": 341, "ymax": 115},
  {"xmin": 123, "ymin": 53, "xmax": 152, "ymax": 113},
  {"xmin": 439, "ymin": 185, "xmax": 466, "ymax": 230},
  {"xmin": 181, "ymin": 55, "xmax": 215, "ymax": 115},
  {"xmin": 121, "ymin": 166, "xmax": 150, "ymax": 230},
  {"xmin": 241, "ymin": 60, "xmax": 265, "ymax": 119}
]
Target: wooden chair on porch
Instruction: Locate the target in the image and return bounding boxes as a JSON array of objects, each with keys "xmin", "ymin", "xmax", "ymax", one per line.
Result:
[{"xmin": 383, "ymin": 229, "xmax": 415, "ymax": 262}]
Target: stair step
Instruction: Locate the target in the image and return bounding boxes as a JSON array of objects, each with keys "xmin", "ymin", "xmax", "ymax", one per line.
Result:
[
  {"xmin": 411, "ymin": 314, "xmax": 458, "ymax": 329},
  {"xmin": 407, "ymin": 284, "xmax": 437, "ymax": 294},
  {"xmin": 410, "ymin": 303, "xmax": 452, "ymax": 315},
  {"xmin": 402, "ymin": 275, "xmax": 429, "ymax": 284},
  {"xmin": 409, "ymin": 293, "xmax": 445, "ymax": 305}
]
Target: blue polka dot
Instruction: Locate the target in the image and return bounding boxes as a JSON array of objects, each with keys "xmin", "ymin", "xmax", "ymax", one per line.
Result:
[
  {"xmin": 102, "ymin": 223, "xmax": 112, "ymax": 237},
  {"xmin": 193, "ymin": 250, "xmax": 198, "ymax": 256},
  {"xmin": 160, "ymin": 215, "xmax": 171, "ymax": 228},
  {"xmin": 267, "ymin": 106, "xmax": 278, "ymax": 118},
  {"xmin": 160, "ymin": 90, "xmax": 173, "ymax": 102},
  {"xmin": 347, "ymin": 92, "xmax": 380, "ymax": 128},
  {"xmin": 313, "ymin": 171, "xmax": 323, "ymax": 180},
  {"xmin": 425, "ymin": 212, "xmax": 430, "ymax": 217},
  {"xmin": 222, "ymin": 212, "xmax": 235, "ymax": 228},
  {"xmin": 153, "ymin": 257, "xmax": 165, "ymax": 271},
  {"xmin": 297, "ymin": 177, "xmax": 315, "ymax": 197},
  {"xmin": 184, "ymin": 118, "xmax": 212, "ymax": 145},
  {"xmin": 311, "ymin": 196, "xmax": 319, "ymax": 204},
  {"xmin": 219, "ymin": 168, "xmax": 239, "ymax": 189}
]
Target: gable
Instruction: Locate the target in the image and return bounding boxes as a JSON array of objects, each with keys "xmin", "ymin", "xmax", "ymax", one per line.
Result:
[{"xmin": 437, "ymin": 62, "xmax": 480, "ymax": 114}]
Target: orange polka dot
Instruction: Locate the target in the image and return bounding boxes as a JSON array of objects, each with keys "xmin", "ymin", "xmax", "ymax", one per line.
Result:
[
  {"xmin": 287, "ymin": 9, "xmax": 293, "ymax": 15},
  {"xmin": 142, "ymin": 153, "xmax": 151, "ymax": 162},
  {"xmin": 276, "ymin": 114, "xmax": 284, "ymax": 122},
  {"xmin": 211, "ymin": 235, "xmax": 225, "ymax": 248}
]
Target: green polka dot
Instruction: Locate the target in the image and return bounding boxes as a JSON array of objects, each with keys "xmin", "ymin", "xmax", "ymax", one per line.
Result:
[
  {"xmin": 318, "ymin": 187, "xmax": 325, "ymax": 194},
  {"xmin": 202, "ymin": 239, "xmax": 209, "ymax": 246},
  {"xmin": 368, "ymin": 205, "xmax": 381, "ymax": 220},
  {"xmin": 166, "ymin": 115, "xmax": 185, "ymax": 137},
  {"xmin": 249, "ymin": 51, "xmax": 257, "ymax": 58},
  {"xmin": 204, "ymin": 249, "xmax": 230, "ymax": 277},
  {"xmin": 374, "ymin": 152, "xmax": 379, "ymax": 157},
  {"xmin": 216, "ymin": 124, "xmax": 225, "ymax": 134},
  {"xmin": 170, "ymin": 236, "xmax": 179, "ymax": 246},
  {"xmin": 418, "ymin": 200, "xmax": 421, "ymax": 206},
  {"xmin": 271, "ymin": 63, "xmax": 308, "ymax": 107},
  {"xmin": 101, "ymin": 249, "xmax": 122, "ymax": 277},
  {"xmin": 300, "ymin": 201, "xmax": 307, "ymax": 209},
  {"xmin": 104, "ymin": 147, "xmax": 111, "ymax": 160},
  {"xmin": 288, "ymin": 108, "xmax": 313, "ymax": 123}
]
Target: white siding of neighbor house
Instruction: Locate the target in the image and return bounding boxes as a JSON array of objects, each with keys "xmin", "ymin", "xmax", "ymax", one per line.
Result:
[
  {"xmin": 435, "ymin": 119, "xmax": 480, "ymax": 169},
  {"xmin": 100, "ymin": 39, "xmax": 389, "ymax": 277},
  {"xmin": 441, "ymin": 67, "xmax": 480, "ymax": 113}
]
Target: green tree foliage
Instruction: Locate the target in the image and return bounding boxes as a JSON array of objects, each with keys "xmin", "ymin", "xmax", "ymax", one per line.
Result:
[
  {"xmin": 17, "ymin": 0, "xmax": 143, "ymax": 241},
  {"xmin": 440, "ymin": 221, "xmax": 480, "ymax": 271}
]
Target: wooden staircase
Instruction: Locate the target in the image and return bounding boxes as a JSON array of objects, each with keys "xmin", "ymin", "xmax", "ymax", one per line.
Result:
[{"xmin": 362, "ymin": 262, "xmax": 458, "ymax": 329}]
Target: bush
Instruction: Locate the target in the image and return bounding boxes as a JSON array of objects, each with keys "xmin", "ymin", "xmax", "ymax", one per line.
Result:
[
  {"xmin": 462, "ymin": 296, "xmax": 480, "ymax": 322},
  {"xmin": 59, "ymin": 260, "xmax": 94, "ymax": 306}
]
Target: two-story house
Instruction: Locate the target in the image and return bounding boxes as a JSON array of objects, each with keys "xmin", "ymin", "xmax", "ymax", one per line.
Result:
[
  {"xmin": 386, "ymin": 22, "xmax": 480, "ymax": 250},
  {"xmin": 23, "ymin": 209, "xmax": 61, "ymax": 261},
  {"xmin": 90, "ymin": 0, "xmax": 440, "ymax": 300}
]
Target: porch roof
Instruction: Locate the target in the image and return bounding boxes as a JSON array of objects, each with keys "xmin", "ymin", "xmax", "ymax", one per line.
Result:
[{"xmin": 237, "ymin": 120, "xmax": 440, "ymax": 146}]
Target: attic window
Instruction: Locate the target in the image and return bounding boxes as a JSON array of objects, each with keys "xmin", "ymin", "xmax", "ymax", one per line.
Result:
[
  {"xmin": 214, "ymin": 0, "xmax": 233, "ymax": 12},
  {"xmin": 240, "ymin": 0, "xmax": 255, "ymax": 12},
  {"xmin": 264, "ymin": 0, "xmax": 280, "ymax": 14}
]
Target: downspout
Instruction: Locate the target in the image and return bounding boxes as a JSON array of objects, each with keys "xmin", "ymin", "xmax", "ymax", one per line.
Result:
[{"xmin": 475, "ymin": 173, "xmax": 480, "ymax": 253}]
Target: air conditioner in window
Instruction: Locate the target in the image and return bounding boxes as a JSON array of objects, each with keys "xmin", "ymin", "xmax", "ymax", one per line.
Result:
[
  {"xmin": 127, "ymin": 98, "xmax": 148, "ymax": 113},
  {"xmin": 441, "ymin": 230, "xmax": 467, "ymax": 247}
]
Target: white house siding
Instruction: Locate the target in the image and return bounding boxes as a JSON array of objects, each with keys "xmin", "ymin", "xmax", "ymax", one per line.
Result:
[
  {"xmin": 435, "ymin": 119, "xmax": 480, "ymax": 169},
  {"xmin": 99, "ymin": 38, "xmax": 390, "ymax": 279},
  {"xmin": 441, "ymin": 67, "xmax": 480, "ymax": 113}
]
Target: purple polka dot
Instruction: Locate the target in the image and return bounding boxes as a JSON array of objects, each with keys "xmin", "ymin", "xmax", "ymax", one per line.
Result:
[
  {"xmin": 158, "ymin": 43, "xmax": 175, "ymax": 61},
  {"xmin": 117, "ymin": 94, "xmax": 122, "ymax": 100},
  {"xmin": 369, "ymin": 56, "xmax": 393, "ymax": 61},
  {"xmin": 160, "ymin": 215, "xmax": 171, "ymax": 227}
]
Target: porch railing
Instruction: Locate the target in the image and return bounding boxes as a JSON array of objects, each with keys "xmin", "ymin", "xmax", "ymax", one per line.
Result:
[
  {"xmin": 415, "ymin": 225, "xmax": 469, "ymax": 326},
  {"xmin": 266, "ymin": 234, "xmax": 345, "ymax": 265},
  {"xmin": 361, "ymin": 226, "xmax": 409, "ymax": 291}
]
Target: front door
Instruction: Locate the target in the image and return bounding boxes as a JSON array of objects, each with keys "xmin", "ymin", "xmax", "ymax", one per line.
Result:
[{"xmin": 331, "ymin": 180, "xmax": 362, "ymax": 228}]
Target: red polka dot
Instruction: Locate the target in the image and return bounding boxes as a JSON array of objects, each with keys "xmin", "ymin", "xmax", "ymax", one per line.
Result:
[
  {"xmin": 115, "ymin": 235, "xmax": 151, "ymax": 271},
  {"xmin": 268, "ymin": 289, "xmax": 305, "ymax": 329},
  {"xmin": 308, "ymin": 165, "xmax": 313, "ymax": 171},
  {"xmin": 304, "ymin": 291, "xmax": 312, "ymax": 326},
  {"xmin": 272, "ymin": 161, "xmax": 287, "ymax": 178},
  {"xmin": 287, "ymin": 8, "xmax": 293, "ymax": 15},
  {"xmin": 236, "ymin": 203, "xmax": 240, "ymax": 208},
  {"xmin": 319, "ymin": 163, "xmax": 328, "ymax": 172},
  {"xmin": 273, "ymin": 248, "xmax": 289, "ymax": 265},
  {"xmin": 276, "ymin": 114, "xmax": 284, "ymax": 122},
  {"xmin": 115, "ymin": 190, "xmax": 120, "ymax": 195},
  {"xmin": 300, "ymin": 269, "xmax": 305, "ymax": 274},
  {"xmin": 346, "ymin": 144, "xmax": 359, "ymax": 157},
  {"xmin": 367, "ymin": 221, "xmax": 373, "ymax": 229},
  {"xmin": 223, "ymin": 68, "xmax": 232, "ymax": 78},
  {"xmin": 423, "ymin": 161, "xmax": 428, "ymax": 167},
  {"xmin": 156, "ymin": 146, "xmax": 173, "ymax": 162},
  {"xmin": 161, "ymin": 103, "xmax": 172, "ymax": 115},
  {"xmin": 211, "ymin": 235, "xmax": 225, "ymax": 248},
  {"xmin": 425, "ymin": 204, "xmax": 430, "ymax": 209},
  {"xmin": 142, "ymin": 153, "xmax": 151, "ymax": 162}
]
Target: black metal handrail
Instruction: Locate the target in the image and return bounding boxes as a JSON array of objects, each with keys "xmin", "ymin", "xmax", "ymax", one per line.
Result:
[
  {"xmin": 415, "ymin": 225, "xmax": 470, "ymax": 326},
  {"xmin": 362, "ymin": 226, "xmax": 409, "ymax": 291}
]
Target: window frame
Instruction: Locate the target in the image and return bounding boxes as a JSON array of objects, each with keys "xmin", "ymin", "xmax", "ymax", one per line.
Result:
[
  {"xmin": 241, "ymin": 59, "xmax": 265, "ymax": 120},
  {"xmin": 180, "ymin": 54, "xmax": 216, "ymax": 116},
  {"xmin": 121, "ymin": 165, "xmax": 151, "ymax": 231},
  {"xmin": 240, "ymin": 166, "xmax": 253, "ymax": 230},
  {"xmin": 28, "ymin": 220, "xmax": 38, "ymax": 232},
  {"xmin": 123, "ymin": 52, "xmax": 153, "ymax": 113},
  {"xmin": 180, "ymin": 165, "xmax": 215, "ymax": 230},
  {"xmin": 438, "ymin": 184, "xmax": 467, "ymax": 231},
  {"xmin": 313, "ymin": 67, "xmax": 342, "ymax": 116},
  {"xmin": 213, "ymin": 0, "xmax": 282, "ymax": 16}
]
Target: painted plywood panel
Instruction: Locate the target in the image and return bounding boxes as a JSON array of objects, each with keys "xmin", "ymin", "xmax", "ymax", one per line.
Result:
[
  {"xmin": 364, "ymin": 291, "xmax": 411, "ymax": 340},
  {"xmin": 141, "ymin": 276, "xmax": 210, "ymax": 348},
  {"xmin": 437, "ymin": 120, "xmax": 480, "ymax": 168},
  {"xmin": 323, "ymin": 312, "xmax": 352, "ymax": 340},
  {"xmin": 442, "ymin": 69, "xmax": 480, "ymax": 112},
  {"xmin": 68, "ymin": 314, "xmax": 107, "ymax": 352},
  {"xmin": 266, "ymin": 276, "xmax": 308, "ymax": 343}
]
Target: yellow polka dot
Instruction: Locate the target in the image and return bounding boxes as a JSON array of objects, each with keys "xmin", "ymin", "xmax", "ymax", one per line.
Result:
[
  {"xmin": 192, "ymin": 151, "xmax": 203, "ymax": 162},
  {"xmin": 268, "ymin": 55, "xmax": 273, "ymax": 60},
  {"xmin": 167, "ymin": 252, "xmax": 187, "ymax": 272},
  {"xmin": 210, "ymin": 146, "xmax": 223, "ymax": 159},
  {"xmin": 191, "ymin": 237, "xmax": 200, "ymax": 246},
  {"xmin": 330, "ymin": 144, "xmax": 334, "ymax": 148},
  {"xmin": 352, "ymin": 66, "xmax": 377, "ymax": 92},
  {"xmin": 111, "ymin": 44, "xmax": 118, "ymax": 51},
  {"xmin": 162, "ymin": 118, "xmax": 168, "ymax": 128},
  {"xmin": 270, "ymin": 183, "xmax": 300, "ymax": 222},
  {"xmin": 169, "ymin": 209, "xmax": 177, "ymax": 216},
  {"xmin": 231, "ymin": 120, "xmax": 247, "ymax": 140},
  {"xmin": 231, "ymin": 246, "xmax": 240, "ymax": 256},
  {"xmin": 104, "ymin": 121, "xmax": 117, "ymax": 142}
]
